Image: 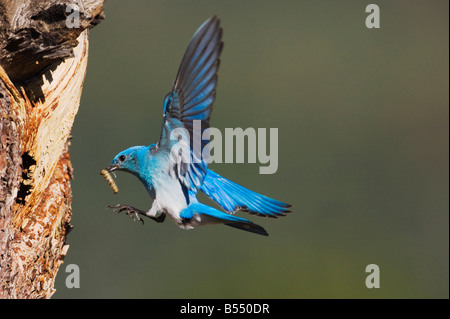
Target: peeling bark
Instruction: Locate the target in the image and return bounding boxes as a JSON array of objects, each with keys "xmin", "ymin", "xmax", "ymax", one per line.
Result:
[{"xmin": 0, "ymin": 0, "xmax": 104, "ymax": 298}]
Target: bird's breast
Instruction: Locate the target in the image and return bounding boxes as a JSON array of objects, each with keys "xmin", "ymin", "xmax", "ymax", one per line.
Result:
[{"xmin": 154, "ymin": 176, "xmax": 188, "ymax": 223}]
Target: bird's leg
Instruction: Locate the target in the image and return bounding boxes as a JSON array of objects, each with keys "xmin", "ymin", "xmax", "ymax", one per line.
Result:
[
  {"xmin": 146, "ymin": 199, "xmax": 164, "ymax": 220},
  {"xmin": 108, "ymin": 204, "xmax": 165, "ymax": 224},
  {"xmin": 108, "ymin": 204, "xmax": 146, "ymax": 224}
]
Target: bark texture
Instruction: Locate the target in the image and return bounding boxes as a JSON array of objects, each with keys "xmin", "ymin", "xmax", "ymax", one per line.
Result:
[{"xmin": 0, "ymin": 0, "xmax": 104, "ymax": 298}]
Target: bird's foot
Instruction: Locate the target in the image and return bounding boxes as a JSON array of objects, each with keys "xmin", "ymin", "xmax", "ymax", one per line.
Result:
[{"xmin": 108, "ymin": 204, "xmax": 145, "ymax": 224}]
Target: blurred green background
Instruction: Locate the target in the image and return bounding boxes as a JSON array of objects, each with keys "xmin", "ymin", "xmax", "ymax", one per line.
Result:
[{"xmin": 54, "ymin": 0, "xmax": 448, "ymax": 298}]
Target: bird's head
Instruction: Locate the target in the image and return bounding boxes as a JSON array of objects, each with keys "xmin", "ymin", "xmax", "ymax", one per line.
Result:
[{"xmin": 107, "ymin": 145, "xmax": 149, "ymax": 176}]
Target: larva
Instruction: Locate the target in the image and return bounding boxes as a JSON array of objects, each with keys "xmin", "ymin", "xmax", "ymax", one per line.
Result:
[{"xmin": 100, "ymin": 169, "xmax": 118, "ymax": 194}]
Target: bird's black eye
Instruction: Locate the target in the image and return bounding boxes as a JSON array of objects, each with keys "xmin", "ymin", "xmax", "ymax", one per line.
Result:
[{"xmin": 118, "ymin": 155, "xmax": 126, "ymax": 162}]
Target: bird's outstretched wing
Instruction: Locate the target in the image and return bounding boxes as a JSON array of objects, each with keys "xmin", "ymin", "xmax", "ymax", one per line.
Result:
[
  {"xmin": 157, "ymin": 16, "xmax": 223, "ymax": 192},
  {"xmin": 202, "ymin": 169, "xmax": 292, "ymax": 218}
]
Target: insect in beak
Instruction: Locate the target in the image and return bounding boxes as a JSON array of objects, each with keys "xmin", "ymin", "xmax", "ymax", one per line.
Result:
[
  {"xmin": 100, "ymin": 168, "xmax": 119, "ymax": 194},
  {"xmin": 106, "ymin": 164, "xmax": 119, "ymax": 172}
]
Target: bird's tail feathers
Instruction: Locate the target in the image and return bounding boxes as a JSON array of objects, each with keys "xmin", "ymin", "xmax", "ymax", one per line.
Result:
[{"xmin": 180, "ymin": 202, "xmax": 268, "ymax": 236}]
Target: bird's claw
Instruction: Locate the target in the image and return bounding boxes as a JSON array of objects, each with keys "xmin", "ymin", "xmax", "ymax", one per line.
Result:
[{"xmin": 108, "ymin": 204, "xmax": 144, "ymax": 224}]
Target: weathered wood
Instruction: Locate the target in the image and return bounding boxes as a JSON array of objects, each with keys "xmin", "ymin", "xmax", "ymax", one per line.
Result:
[{"xmin": 0, "ymin": 0, "xmax": 104, "ymax": 298}]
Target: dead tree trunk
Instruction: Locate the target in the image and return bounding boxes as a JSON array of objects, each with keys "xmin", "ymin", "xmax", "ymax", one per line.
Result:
[{"xmin": 0, "ymin": 0, "xmax": 104, "ymax": 298}]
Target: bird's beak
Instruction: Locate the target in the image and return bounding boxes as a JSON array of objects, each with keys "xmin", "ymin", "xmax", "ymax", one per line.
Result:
[{"xmin": 106, "ymin": 164, "xmax": 119, "ymax": 172}]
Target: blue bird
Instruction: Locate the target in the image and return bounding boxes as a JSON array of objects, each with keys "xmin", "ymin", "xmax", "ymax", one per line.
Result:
[{"xmin": 105, "ymin": 16, "xmax": 291, "ymax": 236}]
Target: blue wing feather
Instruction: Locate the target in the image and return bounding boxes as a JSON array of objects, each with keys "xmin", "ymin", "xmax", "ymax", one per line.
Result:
[
  {"xmin": 157, "ymin": 16, "xmax": 223, "ymax": 192},
  {"xmin": 184, "ymin": 78, "xmax": 217, "ymax": 112},
  {"xmin": 201, "ymin": 169, "xmax": 292, "ymax": 218}
]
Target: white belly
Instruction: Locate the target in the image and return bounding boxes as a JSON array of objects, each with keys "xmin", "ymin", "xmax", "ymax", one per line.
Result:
[{"xmin": 153, "ymin": 176, "xmax": 188, "ymax": 224}]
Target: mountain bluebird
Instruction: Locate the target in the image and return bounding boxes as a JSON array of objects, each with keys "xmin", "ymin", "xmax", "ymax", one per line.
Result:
[{"xmin": 105, "ymin": 16, "xmax": 291, "ymax": 236}]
